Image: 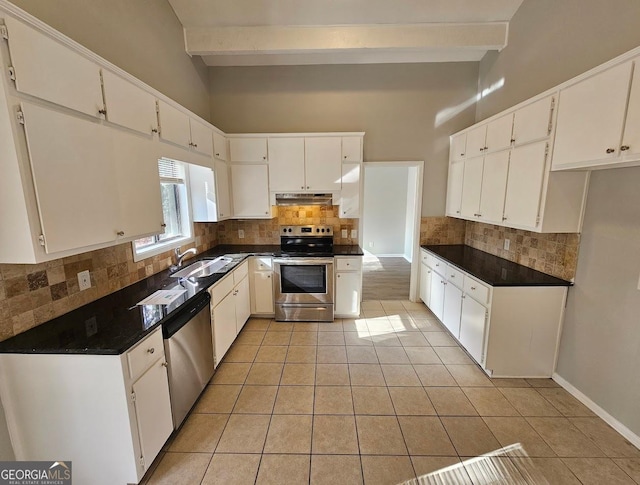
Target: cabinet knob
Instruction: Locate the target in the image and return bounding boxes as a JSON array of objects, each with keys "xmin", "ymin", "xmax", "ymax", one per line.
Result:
[
  {"xmin": 621, "ymin": 145, "xmax": 630, "ymax": 151},
  {"xmin": 337, "ymin": 274, "xmax": 341, "ymax": 278},
  {"xmin": 215, "ymin": 152, "xmax": 220, "ymax": 156},
  {"xmin": 162, "ymin": 361, "xmax": 168, "ymax": 367},
  {"xmin": 263, "ymin": 156, "xmax": 267, "ymax": 160},
  {"xmin": 460, "ymin": 153, "xmax": 465, "ymax": 157},
  {"xmin": 606, "ymin": 148, "xmax": 615, "ymax": 154},
  {"xmin": 267, "ymin": 275, "xmax": 271, "ymax": 278},
  {"xmin": 151, "ymin": 128, "xmax": 158, "ymax": 134},
  {"xmin": 470, "ymin": 286, "xmax": 476, "ymax": 290},
  {"xmin": 344, "ymin": 155, "xmax": 347, "ymax": 159},
  {"xmin": 116, "ymin": 230, "xmax": 125, "ymax": 236},
  {"xmin": 480, "ymin": 148, "xmax": 484, "ymax": 152},
  {"xmin": 510, "ymin": 138, "xmax": 515, "ymax": 143},
  {"xmin": 306, "ymin": 186, "xmax": 310, "ymax": 189},
  {"xmin": 301, "ymin": 186, "xmax": 304, "ymax": 189},
  {"xmin": 160, "ymin": 223, "xmax": 167, "ymax": 228},
  {"xmin": 456, "ymin": 210, "xmax": 460, "ymax": 214},
  {"xmin": 484, "ymin": 146, "xmax": 488, "ymax": 150},
  {"xmin": 147, "ymin": 348, "xmax": 155, "ymax": 354},
  {"xmin": 502, "ymin": 216, "xmax": 507, "ymax": 221},
  {"xmin": 98, "ymin": 108, "xmax": 107, "ymax": 115}
]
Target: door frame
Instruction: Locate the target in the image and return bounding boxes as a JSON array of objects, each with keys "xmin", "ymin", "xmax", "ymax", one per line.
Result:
[{"xmin": 361, "ymin": 160, "xmax": 424, "ymax": 302}]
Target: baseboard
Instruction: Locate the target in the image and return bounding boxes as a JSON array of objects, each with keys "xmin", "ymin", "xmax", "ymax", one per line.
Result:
[
  {"xmin": 552, "ymin": 372, "xmax": 640, "ymax": 449},
  {"xmin": 365, "ymin": 253, "xmax": 406, "ymax": 258}
]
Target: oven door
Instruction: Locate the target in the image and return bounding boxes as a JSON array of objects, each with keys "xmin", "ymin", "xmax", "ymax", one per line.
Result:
[{"xmin": 273, "ymin": 258, "xmax": 334, "ymax": 305}]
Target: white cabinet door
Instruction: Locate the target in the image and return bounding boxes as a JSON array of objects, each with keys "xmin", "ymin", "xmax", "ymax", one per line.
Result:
[
  {"xmin": 342, "ymin": 136, "xmax": 362, "ymax": 162},
  {"xmin": 229, "ymin": 138, "xmax": 268, "ymax": 162},
  {"xmin": 429, "ymin": 272, "xmax": 446, "ymax": 322},
  {"xmin": 212, "ymin": 293, "xmax": 237, "ymax": 367},
  {"xmin": 340, "ymin": 163, "xmax": 361, "ymax": 218},
  {"xmin": 251, "ymin": 271, "xmax": 274, "ymax": 314},
  {"xmin": 21, "ymin": 102, "xmax": 119, "ymax": 253},
  {"xmin": 485, "ymin": 113, "xmax": 514, "ymax": 153},
  {"xmin": 268, "ymin": 137, "xmax": 305, "ymax": 192},
  {"xmin": 419, "ymin": 263, "xmax": 432, "ymax": 306},
  {"xmin": 621, "ymin": 57, "xmax": 640, "ymax": 159},
  {"xmin": 102, "ymin": 70, "xmax": 158, "ymax": 136},
  {"xmin": 443, "ymin": 283, "xmax": 462, "ymax": 338},
  {"xmin": 189, "ymin": 119, "xmax": 214, "ymax": 158},
  {"xmin": 231, "ymin": 164, "xmax": 271, "ymax": 218},
  {"xmin": 189, "ymin": 164, "xmax": 219, "ymax": 222},
  {"xmin": 460, "ymin": 296, "xmax": 487, "ymax": 364},
  {"xmin": 460, "ymin": 157, "xmax": 484, "ymax": 219},
  {"xmin": 445, "ymin": 161, "xmax": 464, "ymax": 217},
  {"xmin": 335, "ymin": 271, "xmax": 362, "ymax": 316},
  {"xmin": 157, "ymin": 100, "xmax": 191, "ymax": 149},
  {"xmin": 5, "ymin": 17, "xmax": 104, "ymax": 117},
  {"xmin": 214, "ymin": 160, "xmax": 232, "ymax": 220},
  {"xmin": 112, "ymin": 129, "xmax": 164, "ymax": 238},
  {"xmin": 305, "ymin": 137, "xmax": 342, "ymax": 192},
  {"xmin": 553, "ymin": 61, "xmax": 632, "ymax": 169},
  {"xmin": 503, "ymin": 142, "xmax": 547, "ymax": 229},
  {"xmin": 131, "ymin": 359, "xmax": 173, "ymax": 471},
  {"xmin": 451, "ymin": 133, "xmax": 467, "ymax": 162},
  {"xmin": 512, "ymin": 95, "xmax": 553, "ymax": 146},
  {"xmin": 478, "ymin": 151, "xmax": 510, "ymax": 224},
  {"xmin": 213, "ymin": 132, "xmax": 229, "ymax": 161},
  {"xmin": 465, "ymin": 125, "xmax": 487, "ymax": 158},
  {"xmin": 234, "ymin": 276, "xmax": 251, "ymax": 333}
]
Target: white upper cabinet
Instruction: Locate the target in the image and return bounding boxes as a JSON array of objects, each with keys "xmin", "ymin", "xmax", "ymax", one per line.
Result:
[
  {"xmin": 101, "ymin": 70, "xmax": 158, "ymax": 136},
  {"xmin": 512, "ymin": 95, "xmax": 554, "ymax": 146},
  {"xmin": 503, "ymin": 142, "xmax": 547, "ymax": 229},
  {"xmin": 465, "ymin": 125, "xmax": 488, "ymax": 158},
  {"xmin": 230, "ymin": 138, "xmax": 268, "ymax": 162},
  {"xmin": 189, "ymin": 118, "xmax": 214, "ymax": 157},
  {"xmin": 213, "ymin": 132, "xmax": 229, "ymax": 161},
  {"xmin": 342, "ymin": 136, "xmax": 363, "ymax": 162},
  {"xmin": 268, "ymin": 137, "xmax": 306, "ymax": 192},
  {"xmin": 4, "ymin": 17, "xmax": 104, "ymax": 118},
  {"xmin": 21, "ymin": 102, "xmax": 119, "ymax": 253},
  {"xmin": 552, "ymin": 61, "xmax": 632, "ymax": 170},
  {"xmin": 304, "ymin": 137, "xmax": 342, "ymax": 192},
  {"xmin": 478, "ymin": 151, "xmax": 510, "ymax": 224},
  {"xmin": 445, "ymin": 161, "xmax": 464, "ymax": 217},
  {"xmin": 621, "ymin": 57, "xmax": 640, "ymax": 160},
  {"xmin": 214, "ymin": 160, "xmax": 232, "ymax": 220},
  {"xmin": 460, "ymin": 157, "xmax": 484, "ymax": 219},
  {"xmin": 450, "ymin": 133, "xmax": 467, "ymax": 161},
  {"xmin": 157, "ymin": 100, "xmax": 191, "ymax": 149},
  {"xmin": 231, "ymin": 164, "xmax": 271, "ymax": 218},
  {"xmin": 189, "ymin": 164, "xmax": 219, "ymax": 223},
  {"xmin": 340, "ymin": 163, "xmax": 361, "ymax": 218},
  {"xmin": 485, "ymin": 114, "xmax": 514, "ymax": 153}
]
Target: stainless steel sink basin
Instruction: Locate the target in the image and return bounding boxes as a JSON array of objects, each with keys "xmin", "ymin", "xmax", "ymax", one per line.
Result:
[{"xmin": 170, "ymin": 256, "xmax": 234, "ymax": 279}]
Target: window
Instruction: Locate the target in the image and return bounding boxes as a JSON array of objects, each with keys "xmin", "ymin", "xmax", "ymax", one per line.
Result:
[{"xmin": 133, "ymin": 159, "xmax": 192, "ymax": 259}]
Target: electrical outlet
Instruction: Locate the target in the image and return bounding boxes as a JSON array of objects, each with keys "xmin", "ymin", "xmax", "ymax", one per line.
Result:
[
  {"xmin": 341, "ymin": 229, "xmax": 348, "ymax": 238},
  {"xmin": 368, "ymin": 242, "xmax": 374, "ymax": 248},
  {"xmin": 504, "ymin": 239, "xmax": 511, "ymax": 251},
  {"xmin": 85, "ymin": 316, "xmax": 98, "ymax": 337},
  {"xmin": 78, "ymin": 270, "xmax": 91, "ymax": 291},
  {"xmin": 351, "ymin": 229, "xmax": 358, "ymax": 239},
  {"xmin": 238, "ymin": 229, "xmax": 245, "ymax": 239}
]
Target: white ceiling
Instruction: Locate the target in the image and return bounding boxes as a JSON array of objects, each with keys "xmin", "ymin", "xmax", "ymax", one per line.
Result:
[{"xmin": 168, "ymin": 0, "xmax": 524, "ymax": 66}]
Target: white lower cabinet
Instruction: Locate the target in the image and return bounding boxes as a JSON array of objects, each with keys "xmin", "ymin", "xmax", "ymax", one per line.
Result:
[
  {"xmin": 334, "ymin": 256, "xmax": 363, "ymax": 317},
  {"xmin": 419, "ymin": 248, "xmax": 568, "ymax": 377},
  {"xmin": 250, "ymin": 257, "xmax": 274, "ymax": 315},
  {"xmin": 209, "ymin": 261, "xmax": 251, "ymax": 366},
  {"xmin": 0, "ymin": 327, "xmax": 172, "ymax": 485}
]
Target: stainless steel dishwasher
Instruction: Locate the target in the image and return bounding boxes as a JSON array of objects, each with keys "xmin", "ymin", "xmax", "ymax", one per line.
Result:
[{"xmin": 162, "ymin": 291, "xmax": 214, "ymax": 428}]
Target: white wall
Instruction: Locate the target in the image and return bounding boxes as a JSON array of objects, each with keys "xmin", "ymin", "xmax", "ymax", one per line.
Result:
[
  {"xmin": 403, "ymin": 167, "xmax": 418, "ymax": 261},
  {"xmin": 0, "ymin": 399, "xmax": 13, "ymax": 460},
  {"xmin": 362, "ymin": 165, "xmax": 409, "ymax": 256}
]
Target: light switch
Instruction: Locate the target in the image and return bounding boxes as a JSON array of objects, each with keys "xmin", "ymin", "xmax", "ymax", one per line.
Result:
[
  {"xmin": 504, "ymin": 239, "xmax": 510, "ymax": 251},
  {"xmin": 78, "ymin": 270, "xmax": 91, "ymax": 291},
  {"xmin": 238, "ymin": 229, "xmax": 245, "ymax": 239},
  {"xmin": 341, "ymin": 229, "xmax": 348, "ymax": 238},
  {"xmin": 351, "ymin": 229, "xmax": 358, "ymax": 239}
]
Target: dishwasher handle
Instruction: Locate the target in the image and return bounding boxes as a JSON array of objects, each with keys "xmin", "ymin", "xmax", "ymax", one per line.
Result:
[{"xmin": 162, "ymin": 292, "xmax": 211, "ymax": 339}]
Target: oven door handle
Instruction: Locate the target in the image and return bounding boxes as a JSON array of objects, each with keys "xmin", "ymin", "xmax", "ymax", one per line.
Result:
[{"xmin": 273, "ymin": 258, "xmax": 335, "ymax": 265}]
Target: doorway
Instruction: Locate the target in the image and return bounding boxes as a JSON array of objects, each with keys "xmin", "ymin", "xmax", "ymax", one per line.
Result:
[{"xmin": 360, "ymin": 161, "xmax": 423, "ymax": 301}]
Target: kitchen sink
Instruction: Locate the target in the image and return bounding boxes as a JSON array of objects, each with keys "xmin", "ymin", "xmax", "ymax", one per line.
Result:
[{"xmin": 169, "ymin": 256, "xmax": 234, "ymax": 279}]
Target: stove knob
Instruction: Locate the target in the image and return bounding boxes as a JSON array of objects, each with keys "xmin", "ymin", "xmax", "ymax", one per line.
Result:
[
  {"xmin": 316, "ymin": 228, "xmax": 320, "ymax": 233},
  {"xmin": 321, "ymin": 228, "xmax": 325, "ymax": 233},
  {"xmin": 288, "ymin": 228, "xmax": 292, "ymax": 233}
]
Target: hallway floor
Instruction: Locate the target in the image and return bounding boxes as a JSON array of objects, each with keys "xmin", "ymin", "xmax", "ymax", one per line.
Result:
[
  {"xmin": 362, "ymin": 256, "xmax": 411, "ymax": 301},
  {"xmin": 143, "ymin": 300, "xmax": 640, "ymax": 485}
]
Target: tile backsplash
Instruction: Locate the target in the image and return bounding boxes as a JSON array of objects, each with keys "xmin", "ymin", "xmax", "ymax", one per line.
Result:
[
  {"xmin": 0, "ymin": 223, "xmax": 218, "ymax": 342},
  {"xmin": 217, "ymin": 206, "xmax": 359, "ymax": 245},
  {"xmin": 419, "ymin": 217, "xmax": 466, "ymax": 245}
]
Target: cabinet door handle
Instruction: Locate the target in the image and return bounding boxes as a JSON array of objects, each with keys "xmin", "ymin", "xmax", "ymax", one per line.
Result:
[
  {"xmin": 470, "ymin": 286, "xmax": 476, "ymax": 290},
  {"xmin": 147, "ymin": 348, "xmax": 155, "ymax": 354},
  {"xmin": 621, "ymin": 145, "xmax": 630, "ymax": 151},
  {"xmin": 116, "ymin": 231, "xmax": 125, "ymax": 237},
  {"xmin": 606, "ymin": 148, "xmax": 615, "ymax": 154}
]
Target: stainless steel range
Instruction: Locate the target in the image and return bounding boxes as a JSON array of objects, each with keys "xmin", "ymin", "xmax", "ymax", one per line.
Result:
[{"xmin": 273, "ymin": 225, "xmax": 334, "ymax": 322}]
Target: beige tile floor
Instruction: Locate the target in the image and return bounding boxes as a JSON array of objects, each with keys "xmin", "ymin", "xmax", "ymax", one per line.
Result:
[{"xmin": 143, "ymin": 300, "xmax": 640, "ymax": 485}]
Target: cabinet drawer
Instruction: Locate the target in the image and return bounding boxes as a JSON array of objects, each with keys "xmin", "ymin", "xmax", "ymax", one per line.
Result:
[
  {"xmin": 420, "ymin": 250, "xmax": 429, "ymax": 264},
  {"xmin": 336, "ymin": 257, "xmax": 361, "ymax": 271},
  {"xmin": 447, "ymin": 266, "xmax": 465, "ymax": 288},
  {"xmin": 210, "ymin": 274, "xmax": 234, "ymax": 306},
  {"xmin": 430, "ymin": 256, "xmax": 447, "ymax": 276},
  {"xmin": 463, "ymin": 277, "xmax": 491, "ymax": 305},
  {"xmin": 127, "ymin": 328, "xmax": 164, "ymax": 380},
  {"xmin": 233, "ymin": 260, "xmax": 249, "ymax": 284},
  {"xmin": 252, "ymin": 256, "xmax": 273, "ymax": 271}
]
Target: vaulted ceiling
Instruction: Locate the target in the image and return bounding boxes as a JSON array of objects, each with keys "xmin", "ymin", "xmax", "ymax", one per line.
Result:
[{"xmin": 167, "ymin": 0, "xmax": 524, "ymax": 66}]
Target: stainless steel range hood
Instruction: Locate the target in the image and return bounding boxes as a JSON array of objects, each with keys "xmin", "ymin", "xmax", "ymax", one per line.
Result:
[{"xmin": 275, "ymin": 193, "xmax": 333, "ymax": 206}]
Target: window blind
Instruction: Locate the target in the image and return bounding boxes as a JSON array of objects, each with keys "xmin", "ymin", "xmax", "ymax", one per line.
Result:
[{"xmin": 158, "ymin": 158, "xmax": 186, "ymax": 183}]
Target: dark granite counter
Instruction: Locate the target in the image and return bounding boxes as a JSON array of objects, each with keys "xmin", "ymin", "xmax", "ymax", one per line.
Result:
[
  {"xmin": 0, "ymin": 244, "xmax": 363, "ymax": 355},
  {"xmin": 422, "ymin": 245, "xmax": 572, "ymax": 287}
]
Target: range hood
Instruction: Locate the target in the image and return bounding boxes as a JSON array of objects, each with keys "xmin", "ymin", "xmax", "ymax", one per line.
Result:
[{"xmin": 275, "ymin": 193, "xmax": 333, "ymax": 206}]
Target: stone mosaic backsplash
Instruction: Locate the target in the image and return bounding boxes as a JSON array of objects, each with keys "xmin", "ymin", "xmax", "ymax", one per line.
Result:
[
  {"xmin": 0, "ymin": 223, "xmax": 218, "ymax": 342},
  {"xmin": 217, "ymin": 206, "xmax": 359, "ymax": 245},
  {"xmin": 419, "ymin": 216, "xmax": 466, "ymax": 245}
]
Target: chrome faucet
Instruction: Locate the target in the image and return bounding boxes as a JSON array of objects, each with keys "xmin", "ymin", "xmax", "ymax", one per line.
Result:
[{"xmin": 174, "ymin": 247, "xmax": 197, "ymax": 268}]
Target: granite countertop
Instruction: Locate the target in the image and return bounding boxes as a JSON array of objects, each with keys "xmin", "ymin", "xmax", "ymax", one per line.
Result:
[
  {"xmin": 422, "ymin": 244, "xmax": 572, "ymax": 287},
  {"xmin": 0, "ymin": 244, "xmax": 363, "ymax": 355}
]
